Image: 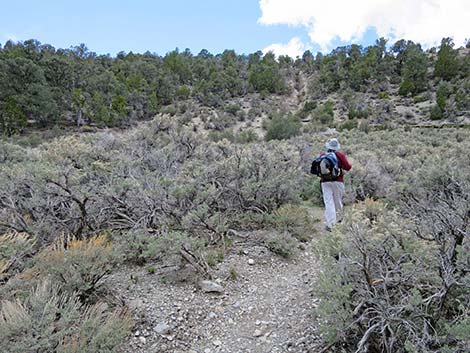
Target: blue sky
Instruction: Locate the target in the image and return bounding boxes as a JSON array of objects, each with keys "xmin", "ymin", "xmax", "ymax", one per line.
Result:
[
  {"xmin": 0, "ymin": 0, "xmax": 379, "ymax": 56},
  {"xmin": 1, "ymin": 0, "xmax": 469, "ymax": 57},
  {"xmin": 0, "ymin": 0, "xmax": 304, "ymax": 56}
]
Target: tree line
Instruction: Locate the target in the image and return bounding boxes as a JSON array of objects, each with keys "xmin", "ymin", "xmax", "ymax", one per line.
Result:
[{"xmin": 0, "ymin": 37, "xmax": 468, "ymax": 135}]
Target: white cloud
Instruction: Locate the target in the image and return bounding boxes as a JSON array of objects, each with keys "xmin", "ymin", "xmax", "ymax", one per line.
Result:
[
  {"xmin": 262, "ymin": 37, "xmax": 307, "ymax": 58},
  {"xmin": 258, "ymin": 0, "xmax": 470, "ymax": 51}
]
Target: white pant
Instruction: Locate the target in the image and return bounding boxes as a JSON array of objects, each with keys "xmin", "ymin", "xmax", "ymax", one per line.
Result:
[{"xmin": 321, "ymin": 182, "xmax": 345, "ymax": 228}]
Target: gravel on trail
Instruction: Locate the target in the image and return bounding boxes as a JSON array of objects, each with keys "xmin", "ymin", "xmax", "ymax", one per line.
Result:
[{"xmin": 113, "ymin": 209, "xmax": 326, "ymax": 353}]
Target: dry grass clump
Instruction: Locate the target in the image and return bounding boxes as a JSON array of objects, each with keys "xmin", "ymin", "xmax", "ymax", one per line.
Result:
[
  {"xmin": 34, "ymin": 234, "xmax": 119, "ymax": 303},
  {"xmin": 0, "ymin": 231, "xmax": 36, "ymax": 282},
  {"xmin": 0, "ymin": 233, "xmax": 131, "ymax": 352},
  {"xmin": 0, "ymin": 280, "xmax": 132, "ymax": 353}
]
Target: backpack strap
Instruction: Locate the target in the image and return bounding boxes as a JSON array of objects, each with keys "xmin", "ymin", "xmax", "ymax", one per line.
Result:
[{"xmin": 334, "ymin": 151, "xmax": 343, "ymax": 176}]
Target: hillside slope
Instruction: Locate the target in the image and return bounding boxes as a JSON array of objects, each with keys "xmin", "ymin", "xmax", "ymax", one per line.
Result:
[{"xmin": 1, "ymin": 39, "xmax": 469, "ymax": 139}]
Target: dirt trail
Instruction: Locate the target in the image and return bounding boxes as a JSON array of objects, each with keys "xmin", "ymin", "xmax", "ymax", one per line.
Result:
[{"xmin": 113, "ymin": 207, "xmax": 325, "ymax": 353}]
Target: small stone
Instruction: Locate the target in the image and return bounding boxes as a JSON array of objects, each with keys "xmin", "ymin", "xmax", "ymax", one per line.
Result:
[
  {"xmin": 260, "ymin": 336, "xmax": 268, "ymax": 343},
  {"xmin": 199, "ymin": 280, "xmax": 224, "ymax": 293},
  {"xmin": 153, "ymin": 322, "xmax": 170, "ymax": 335},
  {"xmin": 248, "ymin": 258, "xmax": 255, "ymax": 265},
  {"xmin": 208, "ymin": 312, "xmax": 217, "ymax": 319},
  {"xmin": 134, "ymin": 330, "xmax": 140, "ymax": 336},
  {"xmin": 204, "ymin": 349, "xmax": 211, "ymax": 353},
  {"xmin": 128, "ymin": 299, "xmax": 144, "ymax": 311},
  {"xmin": 213, "ymin": 340, "xmax": 222, "ymax": 346},
  {"xmin": 138, "ymin": 336, "xmax": 146, "ymax": 345},
  {"xmin": 243, "ymin": 250, "xmax": 249, "ymax": 255},
  {"xmin": 253, "ymin": 329, "xmax": 263, "ymax": 337}
]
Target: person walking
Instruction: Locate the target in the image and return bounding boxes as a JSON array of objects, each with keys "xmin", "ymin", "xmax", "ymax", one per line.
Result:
[{"xmin": 311, "ymin": 138, "xmax": 352, "ymax": 231}]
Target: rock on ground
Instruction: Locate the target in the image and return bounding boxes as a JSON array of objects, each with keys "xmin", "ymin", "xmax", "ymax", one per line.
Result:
[{"xmin": 111, "ymin": 208, "xmax": 325, "ymax": 353}]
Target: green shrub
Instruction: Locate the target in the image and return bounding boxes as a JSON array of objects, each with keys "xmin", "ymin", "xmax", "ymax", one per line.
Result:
[
  {"xmin": 0, "ymin": 232, "xmax": 36, "ymax": 282},
  {"xmin": 434, "ymin": 38, "xmax": 458, "ymax": 81},
  {"xmin": 1, "ymin": 280, "xmax": 81, "ymax": 353},
  {"xmin": 116, "ymin": 231, "xmax": 160, "ymax": 265},
  {"xmin": 229, "ymin": 267, "xmax": 238, "ymax": 281},
  {"xmin": 339, "ymin": 119, "xmax": 358, "ymax": 131},
  {"xmin": 412, "ymin": 95, "xmax": 427, "ymax": 103},
  {"xmin": 205, "ymin": 248, "xmax": 225, "ymax": 268},
  {"xmin": 348, "ymin": 108, "xmax": 369, "ymax": 119},
  {"xmin": 314, "ymin": 194, "xmax": 470, "ymax": 352},
  {"xmin": 265, "ymin": 204, "xmax": 314, "ymax": 242},
  {"xmin": 298, "ymin": 100, "xmax": 318, "ymax": 119},
  {"xmin": 208, "ymin": 129, "xmax": 236, "ymax": 143},
  {"xmin": 377, "ymin": 92, "xmax": 389, "ymax": 99},
  {"xmin": 303, "ymin": 100, "xmax": 317, "ymax": 112},
  {"xmin": 236, "ymin": 129, "xmax": 259, "ymax": 143},
  {"xmin": 177, "ymin": 85, "xmax": 191, "ymax": 100},
  {"xmin": 358, "ymin": 120, "xmax": 370, "ymax": 133},
  {"xmin": 347, "ymin": 152, "xmax": 392, "ymax": 201},
  {"xmin": 208, "ymin": 129, "xmax": 259, "ymax": 144},
  {"xmin": 430, "ymin": 104, "xmax": 443, "ymax": 120},
  {"xmin": 265, "ymin": 114, "xmax": 301, "ymax": 141},
  {"xmin": 300, "ymin": 178, "xmax": 323, "ymax": 206},
  {"xmin": 58, "ymin": 303, "xmax": 132, "ymax": 353},
  {"xmin": 322, "ymin": 100, "xmax": 334, "ymax": 116},
  {"xmin": 455, "ymin": 88, "xmax": 470, "ymax": 110},
  {"xmin": 0, "ymin": 280, "xmax": 132, "ymax": 353},
  {"xmin": 436, "ymin": 81, "xmax": 453, "ymax": 110},
  {"xmin": 398, "ymin": 79, "xmax": 414, "ymax": 96},
  {"xmin": 224, "ymin": 103, "xmax": 241, "ymax": 115},
  {"xmin": 160, "ymin": 105, "xmax": 177, "ymax": 116},
  {"xmin": 0, "ymin": 97, "xmax": 27, "ymax": 136},
  {"xmin": 118, "ymin": 230, "xmax": 205, "ymax": 269},
  {"xmin": 209, "ymin": 112, "xmax": 238, "ymax": 130},
  {"xmin": 436, "ymin": 93, "xmax": 446, "ymax": 111},
  {"xmin": 34, "ymin": 234, "xmax": 119, "ymax": 303},
  {"xmin": 264, "ymin": 232, "xmax": 296, "ymax": 258},
  {"xmin": 248, "ymin": 54, "xmax": 287, "ymax": 94},
  {"xmin": 311, "ymin": 100, "xmax": 335, "ymax": 125},
  {"xmin": 317, "ymin": 111, "xmax": 334, "ymax": 125}
]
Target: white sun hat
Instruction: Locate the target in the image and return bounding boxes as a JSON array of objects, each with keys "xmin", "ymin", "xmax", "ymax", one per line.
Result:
[{"xmin": 325, "ymin": 138, "xmax": 340, "ymax": 151}]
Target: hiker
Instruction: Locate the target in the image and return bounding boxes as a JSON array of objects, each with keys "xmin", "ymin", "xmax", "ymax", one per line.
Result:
[{"xmin": 311, "ymin": 138, "xmax": 352, "ymax": 231}]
